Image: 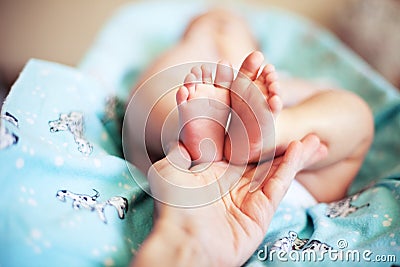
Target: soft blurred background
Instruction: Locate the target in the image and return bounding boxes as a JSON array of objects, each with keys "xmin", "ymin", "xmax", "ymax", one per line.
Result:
[{"xmin": 1, "ymin": 0, "xmax": 399, "ymax": 106}]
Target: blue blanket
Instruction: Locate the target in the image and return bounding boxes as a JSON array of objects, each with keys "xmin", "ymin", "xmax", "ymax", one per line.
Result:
[{"xmin": 1, "ymin": 2, "xmax": 399, "ymax": 266}]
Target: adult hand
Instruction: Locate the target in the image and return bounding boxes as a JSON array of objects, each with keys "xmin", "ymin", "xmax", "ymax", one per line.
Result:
[{"xmin": 132, "ymin": 134, "xmax": 327, "ymax": 267}]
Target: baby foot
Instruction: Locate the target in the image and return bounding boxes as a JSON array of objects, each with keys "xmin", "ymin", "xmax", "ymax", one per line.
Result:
[
  {"xmin": 225, "ymin": 51, "xmax": 282, "ymax": 164},
  {"xmin": 176, "ymin": 61, "xmax": 233, "ymax": 164}
]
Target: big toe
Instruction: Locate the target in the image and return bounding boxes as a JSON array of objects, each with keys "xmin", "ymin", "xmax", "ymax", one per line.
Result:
[{"xmin": 238, "ymin": 51, "xmax": 264, "ymax": 80}]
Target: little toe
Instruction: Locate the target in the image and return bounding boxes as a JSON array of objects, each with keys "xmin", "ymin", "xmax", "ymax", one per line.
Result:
[
  {"xmin": 214, "ymin": 60, "xmax": 234, "ymax": 89},
  {"xmin": 237, "ymin": 51, "xmax": 264, "ymax": 81}
]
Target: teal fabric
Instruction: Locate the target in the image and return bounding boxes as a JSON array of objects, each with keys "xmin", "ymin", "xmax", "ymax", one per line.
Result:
[
  {"xmin": 1, "ymin": 1, "xmax": 399, "ymax": 266},
  {"xmin": 0, "ymin": 60, "xmax": 153, "ymax": 267}
]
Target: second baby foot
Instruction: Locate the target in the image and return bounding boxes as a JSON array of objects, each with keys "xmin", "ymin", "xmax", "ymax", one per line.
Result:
[
  {"xmin": 176, "ymin": 61, "xmax": 233, "ymax": 164},
  {"xmin": 225, "ymin": 51, "xmax": 282, "ymax": 164}
]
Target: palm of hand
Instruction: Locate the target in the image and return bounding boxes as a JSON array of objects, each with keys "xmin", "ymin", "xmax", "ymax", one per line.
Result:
[{"xmin": 149, "ymin": 137, "xmax": 323, "ymax": 266}]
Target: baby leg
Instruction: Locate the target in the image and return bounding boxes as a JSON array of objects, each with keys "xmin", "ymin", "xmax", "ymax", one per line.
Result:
[
  {"xmin": 223, "ymin": 51, "xmax": 374, "ymax": 202},
  {"xmin": 125, "ymin": 9, "xmax": 257, "ymax": 173},
  {"xmin": 276, "ymin": 89, "xmax": 374, "ymax": 202}
]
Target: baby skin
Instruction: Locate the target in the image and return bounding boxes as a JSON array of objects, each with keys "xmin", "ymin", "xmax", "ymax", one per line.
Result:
[
  {"xmin": 177, "ymin": 51, "xmax": 374, "ymax": 202},
  {"xmin": 127, "ymin": 10, "xmax": 373, "ymax": 202},
  {"xmin": 177, "ymin": 51, "xmax": 281, "ymax": 165},
  {"xmin": 176, "ymin": 62, "xmax": 233, "ymax": 164}
]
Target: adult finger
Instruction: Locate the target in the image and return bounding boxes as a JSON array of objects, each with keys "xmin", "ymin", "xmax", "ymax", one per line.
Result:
[
  {"xmin": 297, "ymin": 134, "xmax": 328, "ymax": 169},
  {"xmin": 261, "ymin": 140, "xmax": 303, "ymax": 210}
]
